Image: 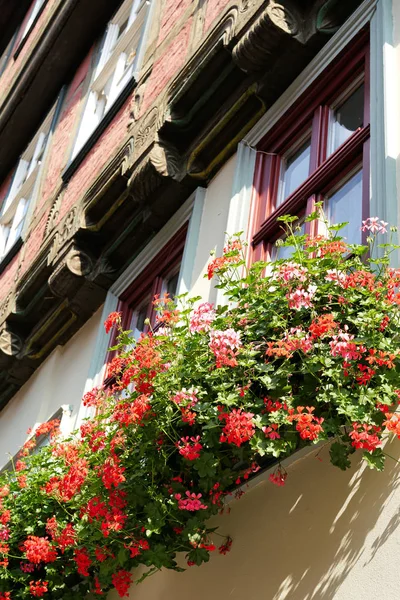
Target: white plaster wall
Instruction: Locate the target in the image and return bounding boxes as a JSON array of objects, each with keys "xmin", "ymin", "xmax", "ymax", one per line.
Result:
[
  {"xmin": 391, "ymin": 0, "xmax": 400, "ymax": 228},
  {"xmin": 0, "ymin": 308, "xmax": 102, "ymax": 466},
  {"xmin": 189, "ymin": 153, "xmax": 237, "ymax": 304},
  {"xmin": 109, "ymin": 440, "xmax": 400, "ymax": 600}
]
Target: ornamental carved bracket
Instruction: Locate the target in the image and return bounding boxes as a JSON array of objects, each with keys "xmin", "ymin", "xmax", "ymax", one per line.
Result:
[
  {"xmin": 232, "ymin": 1, "xmax": 303, "ymax": 73},
  {"xmin": 0, "ymin": 324, "xmax": 24, "ymax": 358},
  {"xmin": 0, "ymin": 291, "xmax": 15, "ymax": 327},
  {"xmin": 128, "ymin": 141, "xmax": 183, "ymax": 203},
  {"xmin": 310, "ymin": 0, "xmax": 364, "ymax": 36},
  {"xmin": 44, "ymin": 188, "xmax": 66, "ymax": 239},
  {"xmin": 47, "ymin": 207, "xmax": 79, "ymax": 267},
  {"xmin": 48, "ymin": 243, "xmax": 94, "ymax": 299}
]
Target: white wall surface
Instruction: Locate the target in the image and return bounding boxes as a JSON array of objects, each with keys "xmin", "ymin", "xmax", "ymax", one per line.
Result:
[
  {"xmin": 108, "ymin": 440, "xmax": 400, "ymax": 600},
  {"xmin": 390, "ymin": 0, "xmax": 400, "ymax": 230},
  {"xmin": 189, "ymin": 153, "xmax": 238, "ymax": 304},
  {"xmin": 0, "ymin": 308, "xmax": 102, "ymax": 466}
]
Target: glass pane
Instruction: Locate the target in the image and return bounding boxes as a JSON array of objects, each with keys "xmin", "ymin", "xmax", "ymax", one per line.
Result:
[
  {"xmin": 279, "ymin": 142, "xmax": 311, "ymax": 205},
  {"xmin": 166, "ymin": 272, "xmax": 179, "ymax": 298},
  {"xmin": 272, "ymin": 221, "xmax": 305, "ymax": 261},
  {"xmin": 132, "ymin": 305, "xmax": 148, "ymax": 340},
  {"xmin": 331, "ymin": 85, "xmax": 364, "ymax": 153},
  {"xmin": 118, "ymin": 18, "xmax": 129, "ymax": 39},
  {"xmin": 325, "ymin": 170, "xmax": 363, "ymax": 245}
]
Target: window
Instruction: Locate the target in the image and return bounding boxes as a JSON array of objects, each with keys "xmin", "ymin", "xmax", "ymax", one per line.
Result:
[
  {"xmin": 21, "ymin": 0, "xmax": 46, "ymax": 41},
  {"xmin": 271, "ymin": 219, "xmax": 306, "ymax": 262},
  {"xmin": 0, "ymin": 407, "xmax": 67, "ymax": 473},
  {"xmin": 0, "ymin": 101, "xmax": 57, "ymax": 261},
  {"xmin": 71, "ymin": 0, "xmax": 150, "ymax": 158},
  {"xmin": 103, "ymin": 225, "xmax": 187, "ymax": 383},
  {"xmin": 0, "ymin": 30, "xmax": 18, "ymax": 77},
  {"xmin": 251, "ymin": 37, "xmax": 369, "ymax": 262}
]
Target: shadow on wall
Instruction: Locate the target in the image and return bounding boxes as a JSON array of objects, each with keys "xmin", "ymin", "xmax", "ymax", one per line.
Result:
[{"xmin": 121, "ymin": 440, "xmax": 400, "ymax": 600}]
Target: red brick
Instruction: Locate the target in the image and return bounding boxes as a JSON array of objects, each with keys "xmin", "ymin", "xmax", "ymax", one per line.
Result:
[
  {"xmin": 0, "ymin": 0, "xmax": 58, "ymax": 104},
  {"xmin": 39, "ymin": 50, "xmax": 93, "ymax": 205},
  {"xmin": 204, "ymin": 0, "xmax": 231, "ymax": 32},
  {"xmin": 158, "ymin": 0, "xmax": 192, "ymax": 45},
  {"xmin": 142, "ymin": 16, "xmax": 193, "ymax": 113}
]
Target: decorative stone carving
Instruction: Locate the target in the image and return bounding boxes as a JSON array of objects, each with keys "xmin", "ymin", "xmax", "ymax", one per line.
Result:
[
  {"xmin": 81, "ymin": 139, "xmax": 134, "ymax": 222},
  {"xmin": 66, "ymin": 249, "xmax": 93, "ymax": 277},
  {"xmin": 128, "ymin": 142, "xmax": 182, "ymax": 202},
  {"xmin": 47, "ymin": 207, "xmax": 77, "ymax": 265},
  {"xmin": 87, "ymin": 257, "xmax": 115, "ymax": 282},
  {"xmin": 267, "ymin": 1, "xmax": 298, "ymax": 34},
  {"xmin": 136, "ymin": 107, "xmax": 159, "ymax": 151},
  {"xmin": 0, "ymin": 292, "xmax": 12, "ymax": 323},
  {"xmin": 0, "ymin": 326, "xmax": 23, "ymax": 357},
  {"xmin": 315, "ymin": 0, "xmax": 361, "ymax": 34},
  {"xmin": 48, "ymin": 246, "xmax": 93, "ymax": 298},
  {"xmin": 149, "ymin": 143, "xmax": 180, "ymax": 179},
  {"xmin": 128, "ymin": 82, "xmax": 148, "ymax": 129},
  {"xmin": 44, "ymin": 191, "xmax": 63, "ymax": 238},
  {"xmin": 233, "ymin": 1, "xmax": 300, "ymax": 73}
]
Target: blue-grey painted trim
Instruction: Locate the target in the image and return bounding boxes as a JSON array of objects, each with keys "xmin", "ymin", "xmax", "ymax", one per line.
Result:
[
  {"xmin": 177, "ymin": 187, "xmax": 206, "ymax": 295},
  {"xmin": 370, "ymin": 0, "xmax": 397, "ymax": 259},
  {"xmin": 110, "ymin": 191, "xmax": 198, "ymax": 297},
  {"xmin": 225, "ymin": 142, "xmax": 257, "ymax": 236},
  {"xmin": 74, "ymin": 291, "xmax": 119, "ymax": 427},
  {"xmin": 215, "ymin": 143, "xmax": 257, "ymax": 306}
]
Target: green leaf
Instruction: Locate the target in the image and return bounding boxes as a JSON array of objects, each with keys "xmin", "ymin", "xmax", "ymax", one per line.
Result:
[
  {"xmin": 329, "ymin": 442, "xmax": 352, "ymax": 471},
  {"xmin": 363, "ymin": 449, "xmax": 385, "ymax": 471}
]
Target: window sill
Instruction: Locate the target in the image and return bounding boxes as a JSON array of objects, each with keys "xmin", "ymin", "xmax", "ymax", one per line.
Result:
[
  {"xmin": 0, "ymin": 237, "xmax": 23, "ymax": 275},
  {"xmin": 61, "ymin": 77, "xmax": 137, "ymax": 184},
  {"xmin": 13, "ymin": 1, "xmax": 48, "ymax": 61}
]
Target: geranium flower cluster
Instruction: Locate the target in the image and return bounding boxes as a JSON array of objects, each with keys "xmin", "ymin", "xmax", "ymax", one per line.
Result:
[
  {"xmin": 1, "ymin": 214, "xmax": 400, "ymax": 599},
  {"xmin": 209, "ymin": 328, "xmax": 242, "ymax": 367}
]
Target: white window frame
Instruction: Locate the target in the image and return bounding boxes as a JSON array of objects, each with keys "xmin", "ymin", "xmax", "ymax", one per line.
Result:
[
  {"xmin": 0, "ymin": 405, "xmax": 74, "ymax": 472},
  {"xmin": 21, "ymin": 0, "xmax": 46, "ymax": 40},
  {"xmin": 71, "ymin": 0, "xmax": 151, "ymax": 159},
  {"xmin": 0, "ymin": 104, "xmax": 56, "ymax": 262}
]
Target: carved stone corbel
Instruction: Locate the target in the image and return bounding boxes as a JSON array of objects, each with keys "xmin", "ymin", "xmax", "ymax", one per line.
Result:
[
  {"xmin": 47, "ymin": 207, "xmax": 78, "ymax": 266},
  {"xmin": 0, "ymin": 324, "xmax": 24, "ymax": 357},
  {"xmin": 44, "ymin": 189, "xmax": 65, "ymax": 239},
  {"xmin": 128, "ymin": 141, "xmax": 182, "ymax": 203},
  {"xmin": 48, "ymin": 245, "xmax": 94, "ymax": 299},
  {"xmin": 0, "ymin": 291, "xmax": 14, "ymax": 326},
  {"xmin": 232, "ymin": 1, "xmax": 301, "ymax": 73},
  {"xmin": 308, "ymin": 0, "xmax": 363, "ymax": 37}
]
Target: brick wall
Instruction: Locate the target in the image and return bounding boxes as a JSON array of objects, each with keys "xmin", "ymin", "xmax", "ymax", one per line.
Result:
[
  {"xmin": 0, "ymin": 0, "xmax": 60, "ymax": 106},
  {"xmin": 0, "ymin": 0, "xmax": 238, "ymax": 302}
]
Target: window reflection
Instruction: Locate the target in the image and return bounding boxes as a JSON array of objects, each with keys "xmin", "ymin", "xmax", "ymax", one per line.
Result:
[
  {"xmin": 331, "ymin": 85, "xmax": 364, "ymax": 153},
  {"xmin": 271, "ymin": 221, "xmax": 306, "ymax": 261},
  {"xmin": 279, "ymin": 142, "xmax": 311, "ymax": 205},
  {"xmin": 325, "ymin": 170, "xmax": 363, "ymax": 245},
  {"xmin": 130, "ymin": 299, "xmax": 150, "ymax": 340},
  {"xmin": 165, "ymin": 271, "xmax": 179, "ymax": 298}
]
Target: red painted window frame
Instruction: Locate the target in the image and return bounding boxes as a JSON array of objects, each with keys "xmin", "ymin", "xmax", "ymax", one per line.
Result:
[
  {"xmin": 104, "ymin": 224, "xmax": 188, "ymax": 373},
  {"xmin": 249, "ymin": 29, "xmax": 370, "ymax": 262}
]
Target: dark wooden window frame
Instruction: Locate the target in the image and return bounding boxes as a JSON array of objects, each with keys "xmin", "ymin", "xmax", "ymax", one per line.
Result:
[
  {"xmin": 250, "ymin": 29, "xmax": 370, "ymax": 262},
  {"xmin": 103, "ymin": 224, "xmax": 188, "ymax": 382}
]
